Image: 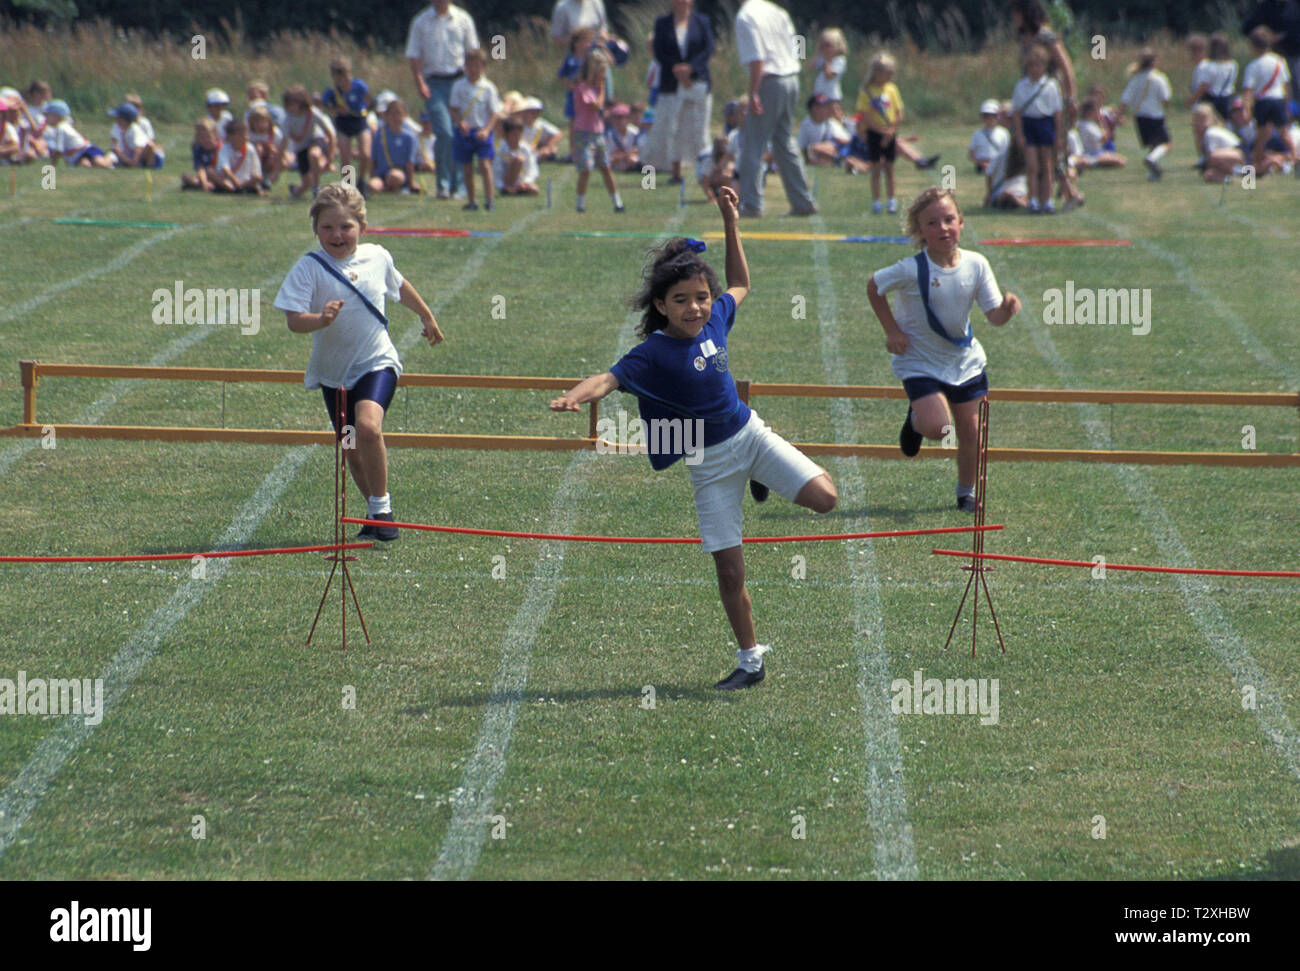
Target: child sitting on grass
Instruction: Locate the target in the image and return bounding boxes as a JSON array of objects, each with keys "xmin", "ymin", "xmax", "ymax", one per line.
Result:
[
  {"xmin": 282, "ymin": 85, "xmax": 337, "ymax": 200},
  {"xmin": 181, "ymin": 117, "xmax": 222, "ymax": 190},
  {"xmin": 494, "ymin": 118, "xmax": 540, "ymax": 195},
  {"xmin": 39, "ymin": 100, "xmax": 112, "ymax": 168},
  {"xmin": 212, "ymin": 118, "xmax": 264, "ymax": 194},
  {"xmin": 369, "ymin": 98, "xmax": 419, "ymax": 195}
]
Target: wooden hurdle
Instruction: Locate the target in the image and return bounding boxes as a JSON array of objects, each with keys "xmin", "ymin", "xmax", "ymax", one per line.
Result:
[{"xmin": 4, "ymin": 361, "xmax": 1299, "ymax": 467}]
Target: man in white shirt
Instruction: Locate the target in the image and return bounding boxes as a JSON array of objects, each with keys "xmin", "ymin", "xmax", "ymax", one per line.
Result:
[
  {"xmin": 406, "ymin": 0, "xmax": 480, "ymax": 198},
  {"xmin": 550, "ymin": 0, "xmax": 608, "ymax": 47},
  {"xmin": 734, "ymin": 0, "xmax": 816, "ymax": 217}
]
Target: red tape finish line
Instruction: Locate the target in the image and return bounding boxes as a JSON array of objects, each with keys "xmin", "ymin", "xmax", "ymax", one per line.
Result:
[
  {"xmin": 931, "ymin": 549, "xmax": 1300, "ymax": 578},
  {"xmin": 978, "ymin": 238, "xmax": 1132, "ymax": 247},
  {"xmin": 366, "ymin": 227, "xmax": 471, "ymax": 237},
  {"xmin": 0, "ymin": 542, "xmax": 374, "ymax": 564},
  {"xmin": 342, "ymin": 518, "xmax": 1002, "ymax": 544}
]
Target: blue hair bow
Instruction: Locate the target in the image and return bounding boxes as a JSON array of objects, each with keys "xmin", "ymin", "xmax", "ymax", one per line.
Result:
[{"xmin": 683, "ymin": 238, "xmax": 707, "ymax": 253}]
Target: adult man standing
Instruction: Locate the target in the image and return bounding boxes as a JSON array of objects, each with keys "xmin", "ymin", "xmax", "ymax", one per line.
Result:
[
  {"xmin": 734, "ymin": 0, "xmax": 816, "ymax": 217},
  {"xmin": 407, "ymin": 0, "xmax": 480, "ymax": 198}
]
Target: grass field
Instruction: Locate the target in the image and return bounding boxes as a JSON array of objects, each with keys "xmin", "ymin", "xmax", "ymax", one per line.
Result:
[{"xmin": 0, "ymin": 111, "xmax": 1298, "ymax": 882}]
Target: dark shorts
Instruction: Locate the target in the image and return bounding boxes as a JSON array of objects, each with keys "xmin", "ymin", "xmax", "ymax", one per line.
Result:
[
  {"xmin": 71, "ymin": 144, "xmax": 105, "ymax": 164},
  {"xmin": 1135, "ymin": 115, "xmax": 1170, "ymax": 148},
  {"xmin": 453, "ymin": 129, "xmax": 495, "ymax": 163},
  {"xmin": 1209, "ymin": 94, "xmax": 1234, "ymax": 121},
  {"xmin": 902, "ymin": 371, "xmax": 989, "ymax": 405},
  {"xmin": 866, "ymin": 129, "xmax": 897, "ymax": 162},
  {"xmin": 321, "ymin": 367, "xmax": 398, "ymax": 437},
  {"xmin": 295, "ymin": 139, "xmax": 328, "ymax": 174},
  {"xmin": 1253, "ymin": 97, "xmax": 1288, "ymax": 129},
  {"xmin": 1021, "ymin": 115, "xmax": 1056, "ymax": 147},
  {"xmin": 334, "ymin": 114, "xmax": 367, "ymax": 138}
]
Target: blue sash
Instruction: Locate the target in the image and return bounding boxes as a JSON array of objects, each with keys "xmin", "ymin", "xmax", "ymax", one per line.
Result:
[
  {"xmin": 914, "ymin": 252, "xmax": 971, "ymax": 347},
  {"xmin": 305, "ymin": 251, "xmax": 388, "ymax": 328}
]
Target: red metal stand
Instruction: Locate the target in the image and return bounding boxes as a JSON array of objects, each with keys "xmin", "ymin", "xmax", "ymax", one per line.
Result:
[
  {"xmin": 942, "ymin": 396, "xmax": 1006, "ymax": 657},
  {"xmin": 307, "ymin": 386, "xmax": 370, "ymax": 648}
]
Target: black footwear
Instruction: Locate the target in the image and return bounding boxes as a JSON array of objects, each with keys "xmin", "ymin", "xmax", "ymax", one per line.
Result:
[
  {"xmin": 368, "ymin": 512, "xmax": 400, "ymax": 542},
  {"xmin": 462, "ymin": 201, "xmax": 479, "ymax": 211},
  {"xmin": 899, "ymin": 409, "xmax": 923, "ymax": 457},
  {"xmin": 714, "ymin": 663, "xmax": 765, "ymax": 690},
  {"xmin": 749, "ymin": 480, "xmax": 770, "ymax": 503},
  {"xmin": 916, "ymin": 154, "xmax": 941, "ymax": 169},
  {"xmin": 956, "ymin": 494, "xmax": 977, "ymax": 513}
]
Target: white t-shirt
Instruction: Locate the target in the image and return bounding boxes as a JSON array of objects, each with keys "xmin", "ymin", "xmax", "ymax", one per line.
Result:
[
  {"xmin": 698, "ymin": 128, "xmax": 742, "ymax": 178},
  {"xmin": 605, "ymin": 123, "xmax": 641, "ymax": 154},
  {"xmin": 872, "ymin": 249, "xmax": 1002, "ymax": 386},
  {"xmin": 797, "ymin": 115, "xmax": 849, "ymax": 150},
  {"xmin": 1120, "ymin": 69, "xmax": 1171, "ymax": 118},
  {"xmin": 1202, "ymin": 124, "xmax": 1241, "ymax": 153},
  {"xmin": 449, "ymin": 76, "xmax": 500, "ymax": 131},
  {"xmin": 1191, "ymin": 59, "xmax": 1237, "ymax": 97},
  {"xmin": 813, "ymin": 54, "xmax": 847, "ymax": 102},
  {"xmin": 405, "ymin": 3, "xmax": 480, "ymax": 77},
  {"xmin": 522, "ymin": 117, "xmax": 560, "ymax": 150},
  {"xmin": 274, "ymin": 243, "xmax": 405, "ymax": 390},
  {"xmin": 217, "ymin": 141, "xmax": 263, "ymax": 182},
  {"xmin": 968, "ymin": 125, "xmax": 1009, "ymax": 163},
  {"xmin": 1011, "ymin": 75, "xmax": 1063, "ymax": 118},
  {"xmin": 283, "ymin": 107, "xmax": 336, "ymax": 153},
  {"xmin": 1078, "ymin": 119, "xmax": 1105, "ymax": 155},
  {"xmin": 550, "ymin": 0, "xmax": 607, "ymax": 40},
  {"xmin": 494, "ymin": 140, "xmax": 539, "ymax": 188},
  {"xmin": 110, "ymin": 120, "xmax": 150, "ymax": 160},
  {"xmin": 735, "ymin": 0, "xmax": 800, "ymax": 77},
  {"xmin": 1243, "ymin": 53, "xmax": 1291, "ymax": 100},
  {"xmin": 47, "ymin": 119, "xmax": 89, "ymax": 160}
]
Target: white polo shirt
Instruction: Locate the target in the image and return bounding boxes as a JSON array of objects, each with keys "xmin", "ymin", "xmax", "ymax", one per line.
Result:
[
  {"xmin": 405, "ymin": 3, "xmax": 480, "ymax": 78},
  {"xmin": 550, "ymin": 0, "xmax": 607, "ymax": 40},
  {"xmin": 735, "ymin": 0, "xmax": 800, "ymax": 78}
]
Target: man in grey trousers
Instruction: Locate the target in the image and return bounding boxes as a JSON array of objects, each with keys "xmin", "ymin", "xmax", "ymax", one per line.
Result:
[{"xmin": 734, "ymin": 0, "xmax": 817, "ymax": 217}]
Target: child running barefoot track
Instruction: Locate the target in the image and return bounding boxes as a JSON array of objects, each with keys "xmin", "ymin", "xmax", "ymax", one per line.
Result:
[{"xmin": 550, "ymin": 186, "xmax": 837, "ymax": 690}]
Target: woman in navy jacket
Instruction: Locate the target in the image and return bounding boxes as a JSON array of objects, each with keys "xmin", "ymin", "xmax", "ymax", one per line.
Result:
[{"xmin": 645, "ymin": 0, "xmax": 715, "ymax": 184}]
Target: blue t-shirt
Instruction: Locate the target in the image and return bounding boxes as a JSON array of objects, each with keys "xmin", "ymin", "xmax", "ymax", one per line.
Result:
[
  {"xmin": 191, "ymin": 141, "xmax": 218, "ymax": 170},
  {"xmin": 608, "ymin": 292, "xmax": 752, "ymax": 471},
  {"xmin": 371, "ymin": 128, "xmax": 418, "ymax": 175},
  {"xmin": 322, "ymin": 79, "xmax": 370, "ymax": 118}
]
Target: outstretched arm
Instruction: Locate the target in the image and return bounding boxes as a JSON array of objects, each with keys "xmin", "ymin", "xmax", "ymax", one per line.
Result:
[
  {"xmin": 549, "ymin": 371, "xmax": 620, "ymax": 411},
  {"xmin": 715, "ymin": 185, "xmax": 749, "ymax": 304}
]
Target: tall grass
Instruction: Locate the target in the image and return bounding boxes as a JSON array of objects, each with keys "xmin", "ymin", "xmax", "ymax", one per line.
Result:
[{"xmin": 1, "ymin": 1, "xmax": 1255, "ymax": 128}]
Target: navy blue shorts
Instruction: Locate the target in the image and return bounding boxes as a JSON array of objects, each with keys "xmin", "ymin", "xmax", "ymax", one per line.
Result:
[
  {"xmin": 321, "ymin": 367, "xmax": 398, "ymax": 437},
  {"xmin": 1253, "ymin": 97, "xmax": 1288, "ymax": 129},
  {"xmin": 453, "ymin": 128, "xmax": 494, "ymax": 163},
  {"xmin": 866, "ymin": 129, "xmax": 897, "ymax": 162},
  {"xmin": 902, "ymin": 371, "xmax": 989, "ymax": 405},
  {"xmin": 1135, "ymin": 115, "xmax": 1170, "ymax": 148},
  {"xmin": 1021, "ymin": 115, "xmax": 1056, "ymax": 146},
  {"xmin": 334, "ymin": 114, "xmax": 367, "ymax": 138}
]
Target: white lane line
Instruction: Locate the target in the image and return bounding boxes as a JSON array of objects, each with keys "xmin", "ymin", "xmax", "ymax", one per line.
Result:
[
  {"xmin": 1077, "ymin": 209, "xmax": 1297, "ymax": 387},
  {"xmin": 809, "ymin": 218, "xmax": 918, "ymax": 880},
  {"xmin": 1008, "ymin": 274, "xmax": 1300, "ymax": 787},
  {"xmin": 0, "ymin": 445, "xmax": 314, "ymax": 860},
  {"xmin": 431, "ymin": 202, "xmax": 684, "ymax": 881}
]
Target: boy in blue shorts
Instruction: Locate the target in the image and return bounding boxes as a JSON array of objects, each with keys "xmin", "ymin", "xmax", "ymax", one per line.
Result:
[
  {"xmin": 321, "ymin": 56, "xmax": 373, "ymax": 193},
  {"xmin": 450, "ymin": 48, "xmax": 502, "ymax": 211}
]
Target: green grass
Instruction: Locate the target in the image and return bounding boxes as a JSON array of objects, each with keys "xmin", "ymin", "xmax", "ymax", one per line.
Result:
[{"xmin": 0, "ymin": 102, "xmax": 1298, "ymax": 881}]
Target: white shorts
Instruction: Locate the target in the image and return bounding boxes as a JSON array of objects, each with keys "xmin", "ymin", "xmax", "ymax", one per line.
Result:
[{"xmin": 688, "ymin": 411, "xmax": 825, "ymax": 553}]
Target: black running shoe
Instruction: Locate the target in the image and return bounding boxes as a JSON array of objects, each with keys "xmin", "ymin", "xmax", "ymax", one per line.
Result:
[
  {"xmin": 714, "ymin": 663, "xmax": 765, "ymax": 690},
  {"xmin": 750, "ymin": 479, "xmax": 770, "ymax": 503},
  {"xmin": 916, "ymin": 154, "xmax": 941, "ymax": 169},
  {"xmin": 369, "ymin": 512, "xmax": 400, "ymax": 542},
  {"xmin": 956, "ymin": 494, "xmax": 977, "ymax": 513},
  {"xmin": 900, "ymin": 409, "xmax": 923, "ymax": 457}
]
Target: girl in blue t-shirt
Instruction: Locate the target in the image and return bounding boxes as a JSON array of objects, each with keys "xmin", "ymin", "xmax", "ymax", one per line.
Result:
[{"xmin": 550, "ymin": 186, "xmax": 837, "ymax": 691}]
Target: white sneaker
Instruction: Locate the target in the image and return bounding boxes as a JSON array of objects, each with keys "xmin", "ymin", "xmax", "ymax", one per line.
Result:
[
  {"xmin": 1027, "ymin": 198, "xmax": 1041, "ymax": 213},
  {"xmin": 886, "ymin": 198, "xmax": 898, "ymax": 213},
  {"xmin": 871, "ymin": 199, "xmax": 883, "ymax": 214}
]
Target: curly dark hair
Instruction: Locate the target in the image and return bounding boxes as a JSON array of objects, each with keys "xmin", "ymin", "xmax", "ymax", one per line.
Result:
[
  {"xmin": 1010, "ymin": 0, "xmax": 1047, "ymax": 35},
  {"xmin": 630, "ymin": 237, "xmax": 722, "ymax": 338}
]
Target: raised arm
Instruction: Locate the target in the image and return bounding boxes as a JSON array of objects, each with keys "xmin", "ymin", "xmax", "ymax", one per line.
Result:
[
  {"xmin": 715, "ymin": 185, "xmax": 749, "ymax": 303},
  {"xmin": 549, "ymin": 371, "xmax": 620, "ymax": 411}
]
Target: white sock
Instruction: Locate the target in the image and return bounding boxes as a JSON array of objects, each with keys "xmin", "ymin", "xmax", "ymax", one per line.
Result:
[
  {"xmin": 610, "ymin": 190, "xmax": 623, "ymax": 207},
  {"xmin": 367, "ymin": 493, "xmax": 392, "ymax": 516},
  {"xmin": 957, "ymin": 484, "xmax": 975, "ymax": 500},
  {"xmin": 576, "ymin": 193, "xmax": 586, "ymax": 210},
  {"xmin": 1146, "ymin": 144, "xmax": 1168, "ymax": 163},
  {"xmin": 737, "ymin": 644, "xmax": 770, "ymax": 673}
]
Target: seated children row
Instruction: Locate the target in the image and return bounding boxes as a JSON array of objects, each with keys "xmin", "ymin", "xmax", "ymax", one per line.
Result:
[{"xmin": 1, "ymin": 83, "xmax": 164, "ymax": 169}]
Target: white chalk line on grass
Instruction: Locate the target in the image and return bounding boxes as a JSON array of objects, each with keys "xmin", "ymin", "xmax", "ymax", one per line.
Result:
[
  {"xmin": 0, "ymin": 445, "xmax": 314, "ymax": 860},
  {"xmin": 1010, "ymin": 279, "xmax": 1300, "ymax": 786},
  {"xmin": 810, "ymin": 219, "xmax": 918, "ymax": 880},
  {"xmin": 1077, "ymin": 209, "xmax": 1298, "ymax": 388},
  {"xmin": 431, "ymin": 202, "xmax": 684, "ymax": 881},
  {"xmin": 0, "ymin": 202, "xmax": 556, "ymax": 863}
]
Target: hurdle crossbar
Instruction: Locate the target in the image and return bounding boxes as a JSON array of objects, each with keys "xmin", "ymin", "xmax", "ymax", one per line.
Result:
[{"xmin": 6, "ymin": 362, "xmax": 1299, "ymax": 467}]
